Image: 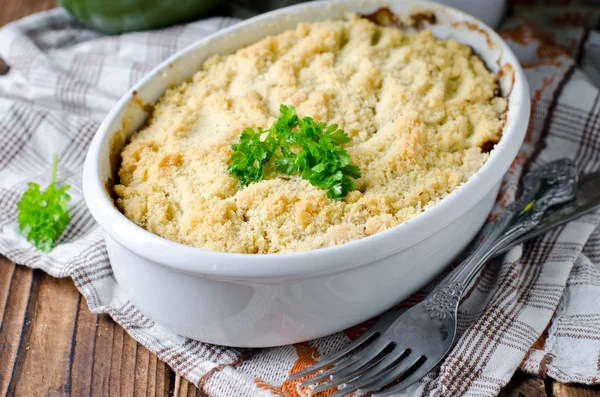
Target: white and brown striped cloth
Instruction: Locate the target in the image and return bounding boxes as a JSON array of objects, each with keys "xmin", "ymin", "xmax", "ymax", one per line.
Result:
[{"xmin": 1, "ymin": 2, "xmax": 600, "ymax": 396}]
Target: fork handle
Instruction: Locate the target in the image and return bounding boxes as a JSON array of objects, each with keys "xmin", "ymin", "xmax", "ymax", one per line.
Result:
[{"xmin": 423, "ymin": 159, "xmax": 578, "ymax": 319}]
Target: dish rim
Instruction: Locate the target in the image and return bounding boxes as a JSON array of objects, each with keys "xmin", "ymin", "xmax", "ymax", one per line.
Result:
[{"xmin": 82, "ymin": 0, "xmax": 531, "ymax": 279}]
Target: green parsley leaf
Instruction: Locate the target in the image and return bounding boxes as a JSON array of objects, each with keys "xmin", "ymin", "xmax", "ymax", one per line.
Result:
[
  {"xmin": 228, "ymin": 105, "xmax": 361, "ymax": 200},
  {"xmin": 16, "ymin": 153, "xmax": 71, "ymax": 252},
  {"xmin": 227, "ymin": 127, "xmax": 277, "ymax": 187}
]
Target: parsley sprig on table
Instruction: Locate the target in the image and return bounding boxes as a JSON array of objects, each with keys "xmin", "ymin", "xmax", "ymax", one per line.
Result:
[
  {"xmin": 16, "ymin": 153, "xmax": 71, "ymax": 252},
  {"xmin": 228, "ymin": 105, "xmax": 361, "ymax": 200}
]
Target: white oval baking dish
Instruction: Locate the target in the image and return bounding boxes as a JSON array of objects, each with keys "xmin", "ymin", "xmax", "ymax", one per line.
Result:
[{"xmin": 83, "ymin": 0, "xmax": 530, "ymax": 347}]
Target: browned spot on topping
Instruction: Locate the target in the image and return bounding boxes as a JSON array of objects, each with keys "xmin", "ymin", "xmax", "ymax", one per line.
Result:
[
  {"xmin": 104, "ymin": 178, "xmax": 117, "ymax": 205},
  {"xmin": 158, "ymin": 153, "xmax": 183, "ymax": 168},
  {"xmin": 406, "ymin": 10, "xmax": 437, "ymax": 29},
  {"xmin": 361, "ymin": 7, "xmax": 436, "ymax": 29},
  {"xmin": 361, "ymin": 7, "xmax": 403, "ymax": 27},
  {"xmin": 109, "ymin": 129, "xmax": 127, "ymax": 187},
  {"xmin": 131, "ymin": 91, "xmax": 154, "ymax": 113},
  {"xmin": 371, "ymin": 28, "xmax": 381, "ymax": 45},
  {"xmin": 480, "ymin": 140, "xmax": 497, "ymax": 153}
]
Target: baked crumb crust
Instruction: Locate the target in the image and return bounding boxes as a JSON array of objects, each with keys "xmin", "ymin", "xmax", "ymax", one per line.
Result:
[{"xmin": 114, "ymin": 15, "xmax": 507, "ymax": 254}]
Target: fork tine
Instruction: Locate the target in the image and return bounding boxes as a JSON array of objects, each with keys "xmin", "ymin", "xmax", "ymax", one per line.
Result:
[
  {"xmin": 372, "ymin": 357, "xmax": 431, "ymax": 396},
  {"xmin": 316, "ymin": 339, "xmax": 394, "ymax": 386},
  {"xmin": 309, "ymin": 357, "xmax": 379, "ymax": 393},
  {"xmin": 287, "ymin": 331, "xmax": 373, "ymax": 381},
  {"xmin": 299, "ymin": 337, "xmax": 393, "ymax": 389},
  {"xmin": 287, "ymin": 313, "xmax": 397, "ymax": 381},
  {"xmin": 332, "ymin": 347, "xmax": 410, "ymax": 392},
  {"xmin": 298, "ymin": 355, "xmax": 360, "ymax": 387},
  {"xmin": 356, "ymin": 354, "xmax": 425, "ymax": 396},
  {"xmin": 311, "ymin": 342, "xmax": 396, "ymax": 393}
]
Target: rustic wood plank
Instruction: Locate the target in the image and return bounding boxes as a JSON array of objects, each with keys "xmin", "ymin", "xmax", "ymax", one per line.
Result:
[
  {"xmin": 0, "ymin": 255, "xmax": 172, "ymax": 397},
  {"xmin": 6, "ymin": 272, "xmax": 79, "ymax": 397},
  {"xmin": 173, "ymin": 373, "xmax": 181, "ymax": 396},
  {"xmin": 145, "ymin": 344, "xmax": 173, "ymax": 397},
  {"xmin": 120, "ymin": 327, "xmax": 138, "ymax": 397},
  {"xmin": 0, "ymin": 257, "xmax": 17, "ymax": 329},
  {"xmin": 158, "ymin": 358, "xmax": 174, "ymax": 397},
  {"xmin": 133, "ymin": 337, "xmax": 150, "ymax": 397},
  {"xmin": 145, "ymin": 352, "xmax": 157, "ymax": 397},
  {"xmin": 499, "ymin": 371, "xmax": 548, "ymax": 397},
  {"xmin": 90, "ymin": 314, "xmax": 115, "ymax": 396},
  {"xmin": 553, "ymin": 382, "xmax": 600, "ymax": 397},
  {"xmin": 175, "ymin": 375, "xmax": 206, "ymax": 397},
  {"xmin": 70, "ymin": 295, "xmax": 99, "ymax": 397},
  {"xmin": 107, "ymin": 322, "xmax": 126, "ymax": 396},
  {"xmin": 0, "ymin": 261, "xmax": 35, "ymax": 396},
  {"xmin": 90, "ymin": 311, "xmax": 172, "ymax": 397},
  {"xmin": 0, "ymin": 0, "xmax": 57, "ymax": 26}
]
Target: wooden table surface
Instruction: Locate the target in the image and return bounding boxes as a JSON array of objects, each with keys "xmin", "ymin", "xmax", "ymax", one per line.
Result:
[{"xmin": 0, "ymin": 1, "xmax": 599, "ymax": 396}]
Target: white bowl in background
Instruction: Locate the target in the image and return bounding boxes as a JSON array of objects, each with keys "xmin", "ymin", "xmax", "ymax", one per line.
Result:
[
  {"xmin": 436, "ymin": 0, "xmax": 506, "ymax": 28},
  {"xmin": 83, "ymin": 0, "xmax": 530, "ymax": 347}
]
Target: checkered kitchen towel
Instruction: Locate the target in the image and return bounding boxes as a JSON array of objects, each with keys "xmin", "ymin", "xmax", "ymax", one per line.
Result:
[{"xmin": 1, "ymin": 2, "xmax": 600, "ymax": 396}]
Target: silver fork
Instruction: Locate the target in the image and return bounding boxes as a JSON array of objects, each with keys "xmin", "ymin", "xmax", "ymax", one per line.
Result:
[{"xmin": 287, "ymin": 159, "xmax": 578, "ymax": 397}]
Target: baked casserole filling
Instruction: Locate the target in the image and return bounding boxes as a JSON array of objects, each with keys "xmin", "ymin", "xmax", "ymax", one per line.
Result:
[{"xmin": 114, "ymin": 15, "xmax": 507, "ymax": 253}]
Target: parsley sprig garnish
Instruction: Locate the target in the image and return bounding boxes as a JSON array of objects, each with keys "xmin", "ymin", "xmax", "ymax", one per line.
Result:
[
  {"xmin": 228, "ymin": 105, "xmax": 361, "ymax": 200},
  {"xmin": 16, "ymin": 153, "xmax": 71, "ymax": 252}
]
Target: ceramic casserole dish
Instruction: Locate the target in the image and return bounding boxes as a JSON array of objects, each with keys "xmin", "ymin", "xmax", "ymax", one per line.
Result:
[{"xmin": 82, "ymin": 0, "xmax": 530, "ymax": 347}]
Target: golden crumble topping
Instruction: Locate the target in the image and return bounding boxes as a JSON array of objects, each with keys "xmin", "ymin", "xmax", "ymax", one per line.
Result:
[{"xmin": 114, "ymin": 15, "xmax": 507, "ymax": 254}]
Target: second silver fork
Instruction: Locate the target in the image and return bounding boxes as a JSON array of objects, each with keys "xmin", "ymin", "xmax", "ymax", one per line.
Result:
[{"xmin": 288, "ymin": 158, "xmax": 578, "ymax": 397}]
